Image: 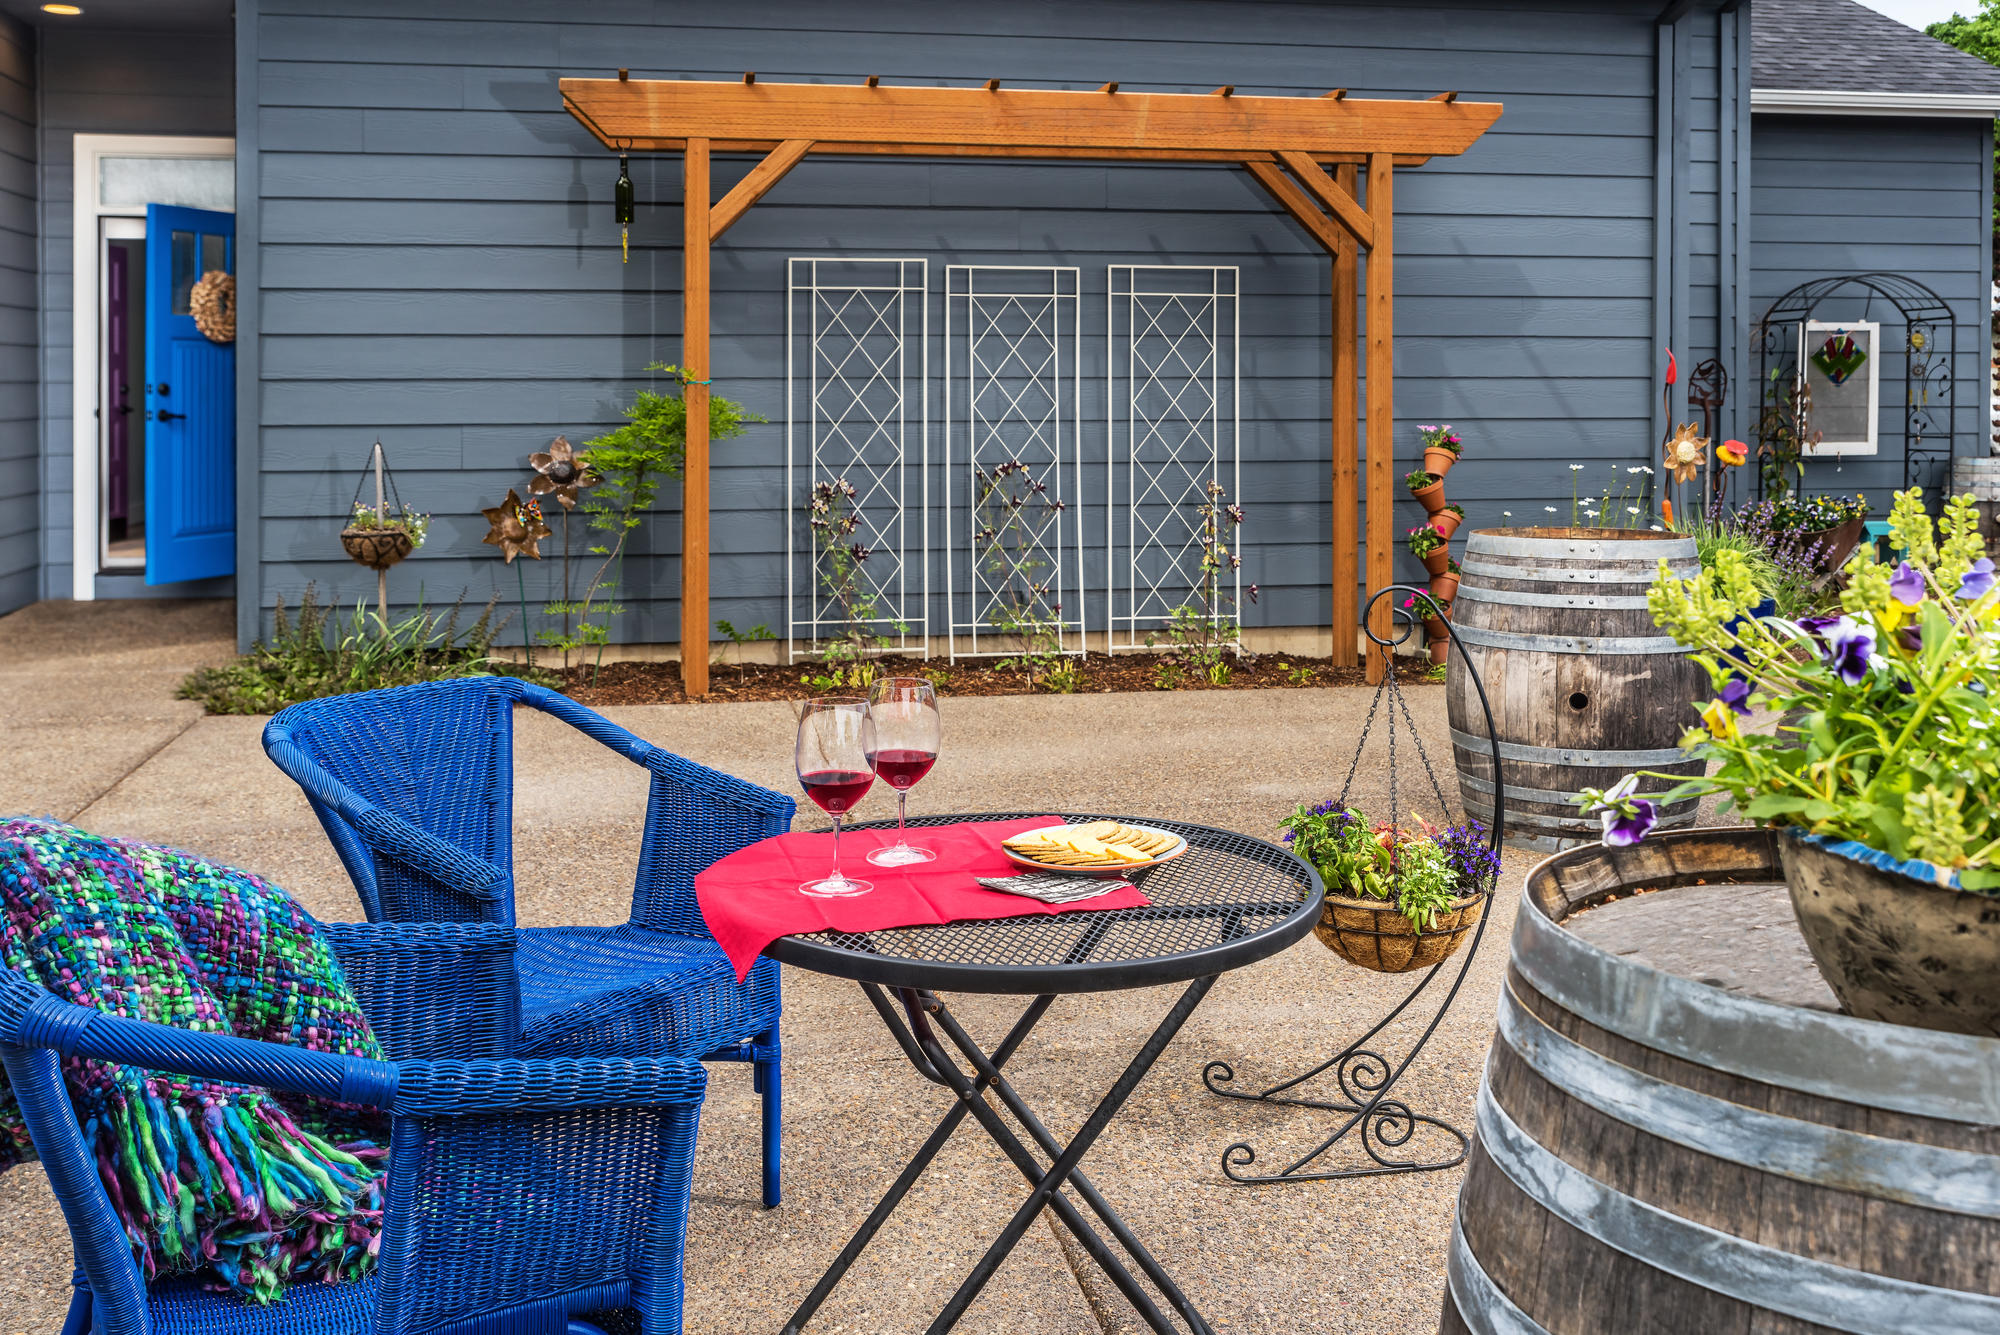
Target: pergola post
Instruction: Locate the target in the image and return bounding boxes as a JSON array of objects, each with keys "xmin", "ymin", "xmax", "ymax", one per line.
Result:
[
  {"xmin": 1331, "ymin": 162, "xmax": 1360, "ymax": 667},
  {"xmin": 682, "ymin": 137, "xmax": 712, "ymax": 697},
  {"xmin": 1364, "ymin": 153, "xmax": 1394, "ymax": 683}
]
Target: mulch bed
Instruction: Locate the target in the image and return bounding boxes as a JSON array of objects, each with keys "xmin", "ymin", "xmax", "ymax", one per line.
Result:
[{"xmin": 554, "ymin": 651, "xmax": 1414, "ymax": 706}]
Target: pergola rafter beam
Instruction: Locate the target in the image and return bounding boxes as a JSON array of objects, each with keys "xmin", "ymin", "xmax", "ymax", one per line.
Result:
[{"xmin": 559, "ymin": 76, "xmax": 1499, "ymax": 694}]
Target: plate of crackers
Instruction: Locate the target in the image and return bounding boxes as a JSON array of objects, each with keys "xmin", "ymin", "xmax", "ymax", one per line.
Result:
[{"xmin": 1000, "ymin": 820, "xmax": 1188, "ymax": 877}]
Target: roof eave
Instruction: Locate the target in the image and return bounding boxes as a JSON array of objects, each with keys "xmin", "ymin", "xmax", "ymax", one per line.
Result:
[{"xmin": 1752, "ymin": 88, "xmax": 2000, "ymax": 118}]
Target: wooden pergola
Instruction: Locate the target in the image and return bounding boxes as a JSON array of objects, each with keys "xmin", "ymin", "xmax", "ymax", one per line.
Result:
[{"xmin": 560, "ymin": 76, "xmax": 1500, "ymax": 695}]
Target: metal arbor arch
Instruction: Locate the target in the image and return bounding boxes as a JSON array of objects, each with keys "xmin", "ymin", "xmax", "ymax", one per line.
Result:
[{"xmin": 1752, "ymin": 272, "xmax": 1960, "ymax": 500}]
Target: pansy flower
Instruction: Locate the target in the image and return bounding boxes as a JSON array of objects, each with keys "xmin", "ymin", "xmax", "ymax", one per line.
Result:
[
  {"xmin": 1582, "ymin": 775, "xmax": 1658, "ymax": 847},
  {"xmin": 1957, "ymin": 558, "xmax": 1995, "ymax": 602},
  {"xmin": 1890, "ymin": 561, "xmax": 1926, "ymax": 607},
  {"xmin": 1821, "ymin": 616, "xmax": 1876, "ymax": 686}
]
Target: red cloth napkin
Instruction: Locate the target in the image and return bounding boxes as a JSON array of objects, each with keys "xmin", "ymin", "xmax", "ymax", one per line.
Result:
[{"xmin": 695, "ymin": 816, "xmax": 1151, "ymax": 979}]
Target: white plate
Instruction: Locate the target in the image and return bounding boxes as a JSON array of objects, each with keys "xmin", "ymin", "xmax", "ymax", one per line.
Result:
[{"xmin": 1001, "ymin": 823, "xmax": 1189, "ymax": 878}]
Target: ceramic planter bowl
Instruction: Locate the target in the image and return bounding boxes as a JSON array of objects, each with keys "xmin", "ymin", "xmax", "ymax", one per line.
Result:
[
  {"xmin": 1422, "ymin": 613, "xmax": 1449, "ymax": 640},
  {"xmin": 1410, "ymin": 478, "xmax": 1447, "ymax": 514},
  {"xmin": 1779, "ymin": 828, "xmax": 2000, "ymax": 1037},
  {"xmin": 1423, "ymin": 446, "xmax": 1460, "ymax": 478},
  {"xmin": 1430, "ymin": 571, "xmax": 1461, "ymax": 602},
  {"xmin": 1430, "ymin": 509, "xmax": 1464, "ymax": 540},
  {"xmin": 1420, "ymin": 547, "xmax": 1452, "ymax": 577}
]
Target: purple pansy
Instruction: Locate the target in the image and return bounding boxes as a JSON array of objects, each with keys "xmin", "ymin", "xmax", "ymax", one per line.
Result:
[
  {"xmin": 1822, "ymin": 615, "xmax": 1876, "ymax": 686},
  {"xmin": 1794, "ymin": 614, "xmax": 1842, "ymax": 642},
  {"xmin": 1890, "ymin": 561, "xmax": 1925, "ymax": 606},
  {"xmin": 1587, "ymin": 776, "xmax": 1658, "ymax": 848},
  {"xmin": 1957, "ymin": 558, "xmax": 1996, "ymax": 601},
  {"xmin": 1719, "ymin": 678, "xmax": 1752, "ymax": 716}
]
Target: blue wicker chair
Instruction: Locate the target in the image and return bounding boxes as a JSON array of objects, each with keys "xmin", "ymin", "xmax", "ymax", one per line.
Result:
[
  {"xmin": 261, "ymin": 678, "xmax": 794, "ymax": 1207},
  {"xmin": 0, "ymin": 920, "xmax": 709, "ymax": 1335}
]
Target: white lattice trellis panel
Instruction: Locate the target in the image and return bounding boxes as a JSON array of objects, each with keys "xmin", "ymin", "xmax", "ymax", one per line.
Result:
[
  {"xmin": 1106, "ymin": 266, "xmax": 1241, "ymax": 651},
  {"xmin": 944, "ymin": 266, "xmax": 1083, "ymax": 660},
  {"xmin": 786, "ymin": 258, "xmax": 928, "ymax": 659}
]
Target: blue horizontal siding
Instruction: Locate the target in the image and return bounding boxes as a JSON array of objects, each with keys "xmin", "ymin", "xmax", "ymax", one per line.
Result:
[
  {"xmin": 1750, "ymin": 114, "xmax": 1990, "ymax": 504},
  {"xmin": 0, "ymin": 15, "xmax": 30, "ymax": 616},
  {"xmin": 243, "ymin": 0, "xmax": 1713, "ymax": 645}
]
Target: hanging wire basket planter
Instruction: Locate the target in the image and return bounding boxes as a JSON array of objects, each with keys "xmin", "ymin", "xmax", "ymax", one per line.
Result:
[{"xmin": 340, "ymin": 442, "xmax": 417, "ymax": 571}]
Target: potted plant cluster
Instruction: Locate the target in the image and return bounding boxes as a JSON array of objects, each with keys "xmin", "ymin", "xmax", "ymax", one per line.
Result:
[
  {"xmin": 341, "ymin": 499, "xmax": 428, "ymax": 570},
  {"xmin": 1406, "ymin": 466, "xmax": 1446, "ymax": 515},
  {"xmin": 1772, "ymin": 492, "xmax": 1871, "ymax": 574},
  {"xmin": 1279, "ymin": 802, "xmax": 1497, "ymax": 972},
  {"xmin": 1408, "ymin": 426, "xmax": 1471, "ymax": 663},
  {"xmin": 1594, "ymin": 488, "xmax": 2000, "ymax": 1036}
]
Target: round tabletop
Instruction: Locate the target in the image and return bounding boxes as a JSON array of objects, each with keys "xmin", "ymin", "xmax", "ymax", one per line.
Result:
[{"xmin": 763, "ymin": 812, "xmax": 1324, "ymax": 994}]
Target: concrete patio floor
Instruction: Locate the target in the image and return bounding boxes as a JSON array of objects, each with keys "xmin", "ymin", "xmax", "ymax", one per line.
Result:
[{"xmin": 0, "ymin": 599, "xmax": 1541, "ymax": 1335}]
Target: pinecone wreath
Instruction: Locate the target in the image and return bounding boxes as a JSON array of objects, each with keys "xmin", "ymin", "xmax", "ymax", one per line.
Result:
[{"xmin": 189, "ymin": 271, "xmax": 236, "ymax": 344}]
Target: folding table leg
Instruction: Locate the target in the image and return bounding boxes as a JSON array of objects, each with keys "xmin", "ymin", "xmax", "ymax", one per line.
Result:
[
  {"xmin": 929, "ymin": 1001, "xmax": 1214, "ymax": 1335},
  {"xmin": 779, "ymin": 993, "xmax": 1053, "ymax": 1335},
  {"xmin": 916, "ymin": 976, "xmax": 1218, "ymax": 1335}
]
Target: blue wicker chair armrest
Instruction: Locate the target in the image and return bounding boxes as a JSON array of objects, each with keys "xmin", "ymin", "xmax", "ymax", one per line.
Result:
[
  {"xmin": 8, "ymin": 988, "xmax": 399, "ymax": 1108},
  {"xmin": 390, "ymin": 1056, "xmax": 707, "ymax": 1116},
  {"xmin": 265, "ymin": 737, "xmax": 511, "ymax": 903},
  {"xmin": 520, "ymin": 682, "xmax": 796, "ymax": 820},
  {"xmin": 320, "ymin": 922, "xmax": 523, "ymax": 1062}
]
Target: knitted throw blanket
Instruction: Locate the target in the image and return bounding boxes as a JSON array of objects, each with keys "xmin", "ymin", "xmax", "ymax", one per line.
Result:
[{"xmin": 0, "ymin": 818, "xmax": 388, "ymax": 1303}]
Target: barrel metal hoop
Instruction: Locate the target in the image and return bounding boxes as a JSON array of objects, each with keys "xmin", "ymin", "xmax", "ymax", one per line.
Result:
[
  {"xmin": 1510, "ymin": 890, "xmax": 2000, "ymax": 1125},
  {"xmin": 1449, "ymin": 624, "xmax": 1686, "ymax": 656},
  {"xmin": 1447, "ymin": 1210, "xmax": 1552, "ymax": 1335},
  {"xmin": 1458, "ymin": 559, "xmax": 1696, "ymax": 587},
  {"xmin": 1452, "ymin": 584, "xmax": 1656, "ymax": 611},
  {"xmin": 1457, "ymin": 771, "xmax": 1698, "ymax": 811},
  {"xmin": 1476, "ymin": 1080, "xmax": 2000, "ymax": 1335},
  {"xmin": 1449, "ymin": 727, "xmax": 1693, "ymax": 769},
  {"xmin": 1496, "ymin": 980, "xmax": 2000, "ymax": 1219},
  {"xmin": 1467, "ymin": 533, "xmax": 1694, "ymax": 562}
]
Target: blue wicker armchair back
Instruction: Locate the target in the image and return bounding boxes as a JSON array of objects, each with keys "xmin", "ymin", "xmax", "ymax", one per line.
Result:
[
  {"xmin": 0, "ymin": 924, "xmax": 709, "ymax": 1335},
  {"xmin": 262, "ymin": 678, "xmax": 799, "ymax": 1209}
]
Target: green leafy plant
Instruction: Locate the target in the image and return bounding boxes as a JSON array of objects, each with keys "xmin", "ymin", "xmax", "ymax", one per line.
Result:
[
  {"xmin": 975, "ymin": 460, "xmax": 1080, "ymax": 693},
  {"xmin": 803, "ymin": 478, "xmax": 905, "ymax": 691},
  {"xmin": 1278, "ymin": 804, "xmax": 1496, "ymax": 929},
  {"xmin": 1278, "ymin": 660, "xmax": 1317, "ymax": 685},
  {"xmin": 1611, "ymin": 489, "xmax": 2000, "ymax": 887},
  {"xmin": 179, "ymin": 585, "xmax": 521, "ymax": 715},
  {"xmin": 714, "ymin": 618, "xmax": 773, "ymax": 682},
  {"xmin": 1148, "ymin": 481, "xmax": 1255, "ymax": 687},
  {"xmin": 544, "ymin": 364, "xmax": 760, "ymax": 681},
  {"xmin": 1753, "ymin": 364, "xmax": 1820, "ymax": 501},
  {"xmin": 1417, "ymin": 424, "xmax": 1463, "ymax": 456},
  {"xmin": 1406, "ymin": 523, "xmax": 1445, "ymax": 559},
  {"xmin": 1405, "ymin": 468, "xmax": 1438, "ymax": 492}
]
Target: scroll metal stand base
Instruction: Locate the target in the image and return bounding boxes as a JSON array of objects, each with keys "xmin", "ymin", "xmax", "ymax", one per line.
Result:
[{"xmin": 1200, "ymin": 927, "xmax": 1486, "ymax": 1183}]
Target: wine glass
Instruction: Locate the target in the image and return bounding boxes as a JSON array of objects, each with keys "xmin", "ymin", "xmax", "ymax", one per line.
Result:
[
  {"xmin": 866, "ymin": 677, "xmax": 941, "ymax": 867},
  {"xmin": 795, "ymin": 698, "xmax": 876, "ymax": 898}
]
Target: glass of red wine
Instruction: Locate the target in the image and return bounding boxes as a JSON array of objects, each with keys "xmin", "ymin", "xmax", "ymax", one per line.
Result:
[
  {"xmin": 795, "ymin": 697, "xmax": 877, "ymax": 898},
  {"xmin": 865, "ymin": 677, "xmax": 940, "ymax": 867}
]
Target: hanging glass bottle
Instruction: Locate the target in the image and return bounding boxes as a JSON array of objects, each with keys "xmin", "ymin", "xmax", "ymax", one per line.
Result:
[{"xmin": 614, "ymin": 153, "xmax": 635, "ymax": 262}]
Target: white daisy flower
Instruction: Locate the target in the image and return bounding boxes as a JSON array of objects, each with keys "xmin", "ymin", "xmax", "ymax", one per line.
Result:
[
  {"xmin": 1545, "ymin": 506, "xmax": 1558, "ymax": 513},
  {"xmin": 1627, "ymin": 506, "xmax": 1640, "ymax": 515},
  {"xmin": 1569, "ymin": 464, "xmax": 1585, "ymax": 472}
]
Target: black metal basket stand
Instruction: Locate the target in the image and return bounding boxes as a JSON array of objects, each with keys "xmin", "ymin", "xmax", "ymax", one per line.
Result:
[{"xmin": 1201, "ymin": 584, "xmax": 1507, "ymax": 1183}]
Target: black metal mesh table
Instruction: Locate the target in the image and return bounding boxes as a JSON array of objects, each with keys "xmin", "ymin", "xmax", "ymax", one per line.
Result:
[{"xmin": 771, "ymin": 813, "xmax": 1321, "ymax": 1335}]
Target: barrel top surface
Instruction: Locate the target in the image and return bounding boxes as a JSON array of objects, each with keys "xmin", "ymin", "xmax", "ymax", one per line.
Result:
[
  {"xmin": 1513, "ymin": 826, "xmax": 2000, "ymax": 1123},
  {"xmin": 1464, "ymin": 526, "xmax": 1696, "ymax": 563}
]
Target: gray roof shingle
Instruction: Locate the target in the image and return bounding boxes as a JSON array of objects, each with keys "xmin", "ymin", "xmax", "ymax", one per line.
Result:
[{"xmin": 1754, "ymin": 0, "xmax": 2000, "ymax": 96}]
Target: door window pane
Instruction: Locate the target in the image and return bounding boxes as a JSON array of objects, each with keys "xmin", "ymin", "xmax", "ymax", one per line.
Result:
[
  {"xmin": 99, "ymin": 156, "xmax": 233, "ymax": 210},
  {"xmin": 200, "ymin": 232, "xmax": 227, "ymax": 277},
  {"xmin": 171, "ymin": 230, "xmax": 195, "ymax": 314}
]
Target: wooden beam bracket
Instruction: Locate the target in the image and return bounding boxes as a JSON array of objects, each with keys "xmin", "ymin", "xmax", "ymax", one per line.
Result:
[
  {"xmin": 709, "ymin": 138, "xmax": 814, "ymax": 240},
  {"xmin": 1243, "ymin": 159, "xmax": 1345, "ymax": 258},
  {"xmin": 1275, "ymin": 149, "xmax": 1376, "ymax": 248}
]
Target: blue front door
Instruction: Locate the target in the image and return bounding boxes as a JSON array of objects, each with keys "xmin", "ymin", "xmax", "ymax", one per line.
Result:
[{"xmin": 144, "ymin": 204, "xmax": 235, "ymax": 585}]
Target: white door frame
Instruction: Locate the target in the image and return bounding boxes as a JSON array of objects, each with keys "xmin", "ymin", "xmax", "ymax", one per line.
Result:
[{"xmin": 69, "ymin": 133, "xmax": 235, "ymax": 599}]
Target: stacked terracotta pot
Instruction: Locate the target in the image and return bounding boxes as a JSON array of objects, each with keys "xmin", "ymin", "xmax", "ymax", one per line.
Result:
[{"xmin": 1407, "ymin": 435, "xmax": 1465, "ymax": 665}]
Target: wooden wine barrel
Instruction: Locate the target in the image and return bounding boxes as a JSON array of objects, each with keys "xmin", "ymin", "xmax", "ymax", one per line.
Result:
[
  {"xmin": 1444, "ymin": 528, "xmax": 1705, "ymax": 851},
  {"xmin": 1441, "ymin": 827, "xmax": 2000, "ymax": 1335},
  {"xmin": 1953, "ymin": 456, "xmax": 2000, "ymax": 547}
]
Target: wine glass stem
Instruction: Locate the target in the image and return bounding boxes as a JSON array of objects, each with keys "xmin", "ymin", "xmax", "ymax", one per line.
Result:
[
  {"xmin": 830, "ymin": 813, "xmax": 844, "ymax": 882},
  {"xmin": 896, "ymin": 787, "xmax": 909, "ymax": 846}
]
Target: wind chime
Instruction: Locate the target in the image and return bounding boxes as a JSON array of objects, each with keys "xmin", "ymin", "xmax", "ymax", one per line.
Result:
[{"xmin": 615, "ymin": 146, "xmax": 635, "ymax": 262}]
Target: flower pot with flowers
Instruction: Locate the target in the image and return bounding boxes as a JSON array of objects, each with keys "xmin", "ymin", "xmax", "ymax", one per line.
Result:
[
  {"xmin": 1420, "ymin": 424, "xmax": 1463, "ymax": 479},
  {"xmin": 1772, "ymin": 492, "xmax": 1871, "ymax": 575},
  {"xmin": 1406, "ymin": 468, "xmax": 1447, "ymax": 516},
  {"xmin": 1588, "ymin": 489, "xmax": 2000, "ymax": 1036},
  {"xmin": 1431, "ymin": 558, "xmax": 1462, "ymax": 604},
  {"xmin": 1279, "ymin": 804, "xmax": 1497, "ymax": 972},
  {"xmin": 1408, "ymin": 523, "xmax": 1451, "ymax": 577},
  {"xmin": 1431, "ymin": 503, "xmax": 1467, "ymax": 541}
]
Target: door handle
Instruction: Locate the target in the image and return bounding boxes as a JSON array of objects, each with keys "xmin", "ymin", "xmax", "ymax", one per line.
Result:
[{"xmin": 154, "ymin": 409, "xmax": 185, "ymax": 422}]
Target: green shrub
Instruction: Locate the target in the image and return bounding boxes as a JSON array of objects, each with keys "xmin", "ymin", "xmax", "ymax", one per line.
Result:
[{"xmin": 179, "ymin": 585, "xmax": 534, "ymax": 715}]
